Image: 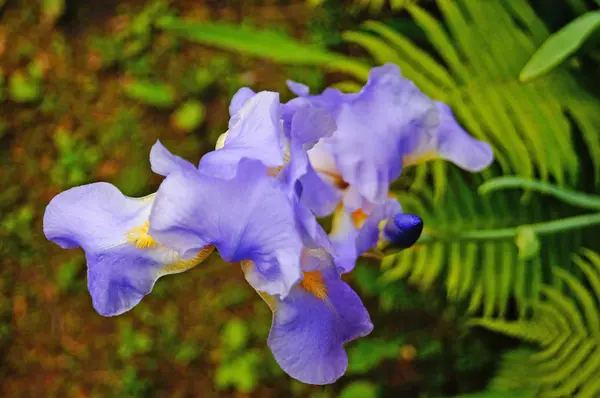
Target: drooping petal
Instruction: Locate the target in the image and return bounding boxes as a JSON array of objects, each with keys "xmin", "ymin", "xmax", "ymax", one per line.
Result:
[
  {"xmin": 149, "ymin": 159, "xmax": 303, "ymax": 298},
  {"xmin": 265, "ymin": 254, "xmax": 373, "ymax": 385},
  {"xmin": 402, "ymin": 102, "xmax": 494, "ymax": 171},
  {"xmin": 150, "ymin": 140, "xmax": 197, "ymax": 177},
  {"xmin": 43, "ymin": 183, "xmax": 211, "ymax": 316},
  {"xmin": 200, "ymin": 91, "xmax": 284, "ymax": 178},
  {"xmin": 330, "ymin": 199, "xmax": 402, "ymax": 272}
]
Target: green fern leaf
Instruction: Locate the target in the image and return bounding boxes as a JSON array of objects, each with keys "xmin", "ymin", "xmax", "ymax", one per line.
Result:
[
  {"xmin": 383, "ymin": 170, "xmax": 587, "ymax": 316},
  {"xmin": 473, "ymin": 251, "xmax": 600, "ymax": 397},
  {"xmin": 342, "ymin": 0, "xmax": 600, "ymax": 189}
]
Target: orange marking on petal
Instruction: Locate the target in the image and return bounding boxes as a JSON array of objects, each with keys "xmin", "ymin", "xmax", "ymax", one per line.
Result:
[
  {"xmin": 352, "ymin": 209, "xmax": 369, "ymax": 229},
  {"xmin": 300, "ymin": 270, "xmax": 328, "ymax": 300}
]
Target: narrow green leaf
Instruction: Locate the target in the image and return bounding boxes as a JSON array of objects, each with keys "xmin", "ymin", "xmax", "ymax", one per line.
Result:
[
  {"xmin": 552, "ymin": 267, "xmax": 600, "ymax": 334},
  {"xmin": 520, "ymin": 11, "xmax": 600, "ymax": 82},
  {"xmin": 157, "ymin": 17, "xmax": 369, "ymax": 80}
]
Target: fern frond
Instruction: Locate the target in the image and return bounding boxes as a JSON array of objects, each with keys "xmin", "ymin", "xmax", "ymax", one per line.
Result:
[
  {"xmin": 383, "ymin": 169, "xmax": 588, "ymax": 317},
  {"xmin": 343, "ymin": 0, "xmax": 600, "ymax": 189},
  {"xmin": 473, "ymin": 251, "xmax": 600, "ymax": 397}
]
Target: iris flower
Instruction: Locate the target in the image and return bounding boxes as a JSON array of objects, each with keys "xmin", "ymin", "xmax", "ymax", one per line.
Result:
[
  {"xmin": 150, "ymin": 148, "xmax": 373, "ymax": 384},
  {"xmin": 43, "ymin": 141, "xmax": 213, "ymax": 316},
  {"xmin": 287, "ymin": 63, "xmax": 494, "ymax": 214}
]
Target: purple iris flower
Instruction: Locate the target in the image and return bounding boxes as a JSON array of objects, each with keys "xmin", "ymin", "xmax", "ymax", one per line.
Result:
[
  {"xmin": 42, "ymin": 141, "xmax": 213, "ymax": 316},
  {"xmin": 152, "ymin": 137, "xmax": 373, "ymax": 384},
  {"xmin": 287, "ymin": 63, "xmax": 494, "ymax": 213}
]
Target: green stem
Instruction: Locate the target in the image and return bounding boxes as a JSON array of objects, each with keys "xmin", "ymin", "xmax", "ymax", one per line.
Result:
[
  {"xmin": 416, "ymin": 213, "xmax": 600, "ymax": 244},
  {"xmin": 478, "ymin": 176, "xmax": 600, "ymax": 211}
]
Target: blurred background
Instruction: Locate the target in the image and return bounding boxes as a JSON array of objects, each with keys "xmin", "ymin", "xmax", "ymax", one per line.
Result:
[{"xmin": 1, "ymin": 0, "xmax": 600, "ymax": 397}]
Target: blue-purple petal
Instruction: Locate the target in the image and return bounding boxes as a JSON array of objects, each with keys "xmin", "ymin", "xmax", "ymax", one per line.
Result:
[
  {"xmin": 229, "ymin": 87, "xmax": 256, "ymax": 116},
  {"xmin": 200, "ymin": 91, "xmax": 283, "ymax": 178},
  {"xmin": 267, "ymin": 261, "xmax": 373, "ymax": 385},
  {"xmin": 149, "ymin": 159, "xmax": 303, "ymax": 298},
  {"xmin": 43, "ymin": 182, "xmax": 189, "ymax": 316},
  {"xmin": 150, "ymin": 140, "xmax": 197, "ymax": 177}
]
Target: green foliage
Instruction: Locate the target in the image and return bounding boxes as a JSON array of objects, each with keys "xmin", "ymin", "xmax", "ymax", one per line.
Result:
[
  {"xmin": 215, "ymin": 350, "xmax": 263, "ymax": 393},
  {"xmin": 41, "ymin": 0, "xmax": 65, "ymax": 25},
  {"xmin": 0, "ymin": 68, "xmax": 5, "ymax": 103},
  {"xmin": 171, "ymin": 100, "xmax": 205, "ymax": 132},
  {"xmin": 471, "ymin": 250, "xmax": 600, "ymax": 397},
  {"xmin": 342, "ymin": 1, "xmax": 600, "ymax": 188},
  {"xmin": 122, "ymin": 78, "xmax": 177, "ymax": 108},
  {"xmin": 221, "ymin": 318, "xmax": 249, "ymax": 352},
  {"xmin": 347, "ymin": 337, "xmax": 404, "ymax": 374},
  {"xmin": 339, "ymin": 381, "xmax": 380, "ymax": 398},
  {"xmin": 515, "ymin": 227, "xmax": 540, "ymax": 261},
  {"xmin": 119, "ymin": 366, "xmax": 153, "ymax": 398},
  {"xmin": 156, "ymin": 17, "xmax": 370, "ymax": 80},
  {"xmin": 50, "ymin": 127, "xmax": 101, "ymax": 188},
  {"xmin": 214, "ymin": 316, "xmax": 278, "ymax": 394},
  {"xmin": 118, "ymin": 320, "xmax": 153, "ymax": 360},
  {"xmin": 55, "ymin": 256, "xmax": 84, "ymax": 293},
  {"xmin": 383, "ymin": 170, "xmax": 586, "ymax": 317},
  {"xmin": 356, "ymin": 0, "xmax": 420, "ymax": 14},
  {"xmin": 452, "ymin": 388, "xmax": 535, "ymax": 398},
  {"xmin": 8, "ymin": 71, "xmax": 42, "ymax": 103},
  {"xmin": 520, "ymin": 11, "xmax": 600, "ymax": 82}
]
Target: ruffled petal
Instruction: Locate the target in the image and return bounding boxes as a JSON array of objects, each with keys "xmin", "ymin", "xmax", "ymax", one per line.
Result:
[
  {"xmin": 43, "ymin": 183, "xmax": 210, "ymax": 316},
  {"xmin": 327, "ymin": 64, "xmax": 438, "ymax": 205},
  {"xmin": 200, "ymin": 91, "xmax": 283, "ymax": 178},
  {"xmin": 43, "ymin": 182, "xmax": 151, "ymax": 251},
  {"xmin": 266, "ymin": 255, "xmax": 373, "ymax": 385},
  {"xmin": 150, "ymin": 140, "xmax": 197, "ymax": 177},
  {"xmin": 403, "ymin": 102, "xmax": 494, "ymax": 171},
  {"xmin": 149, "ymin": 159, "xmax": 303, "ymax": 298}
]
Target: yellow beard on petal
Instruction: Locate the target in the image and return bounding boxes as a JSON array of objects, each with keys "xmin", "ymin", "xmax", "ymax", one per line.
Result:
[
  {"xmin": 300, "ymin": 270, "xmax": 328, "ymax": 300},
  {"xmin": 126, "ymin": 220, "xmax": 161, "ymax": 249}
]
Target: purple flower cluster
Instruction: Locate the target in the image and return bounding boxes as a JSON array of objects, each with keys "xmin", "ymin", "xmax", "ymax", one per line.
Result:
[{"xmin": 43, "ymin": 64, "xmax": 493, "ymax": 384}]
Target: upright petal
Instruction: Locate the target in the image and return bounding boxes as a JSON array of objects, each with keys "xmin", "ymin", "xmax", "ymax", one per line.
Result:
[
  {"xmin": 43, "ymin": 183, "xmax": 212, "ymax": 316},
  {"xmin": 150, "ymin": 140, "xmax": 197, "ymax": 177},
  {"xmin": 200, "ymin": 91, "xmax": 283, "ymax": 178},
  {"xmin": 229, "ymin": 87, "xmax": 256, "ymax": 116},
  {"xmin": 278, "ymin": 106, "xmax": 341, "ymax": 217},
  {"xmin": 402, "ymin": 102, "xmax": 494, "ymax": 171},
  {"xmin": 291, "ymin": 63, "xmax": 439, "ymax": 206},
  {"xmin": 264, "ymin": 253, "xmax": 373, "ymax": 385},
  {"xmin": 149, "ymin": 159, "xmax": 303, "ymax": 298}
]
